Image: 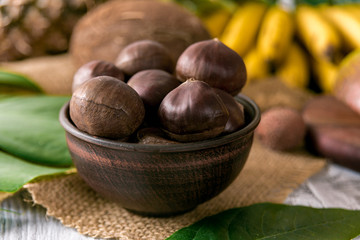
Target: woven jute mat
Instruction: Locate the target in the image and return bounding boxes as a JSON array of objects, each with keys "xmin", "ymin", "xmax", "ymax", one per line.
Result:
[
  {"xmin": 3, "ymin": 54, "xmax": 326, "ymax": 239},
  {"xmin": 25, "ymin": 140, "xmax": 325, "ymax": 240}
]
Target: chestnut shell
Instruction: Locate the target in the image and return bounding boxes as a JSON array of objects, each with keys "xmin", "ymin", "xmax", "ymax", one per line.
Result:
[
  {"xmin": 127, "ymin": 69, "xmax": 181, "ymax": 123},
  {"xmin": 115, "ymin": 40, "xmax": 174, "ymax": 77},
  {"xmin": 70, "ymin": 76, "xmax": 145, "ymax": 139},
  {"xmin": 158, "ymin": 79, "xmax": 229, "ymax": 142},
  {"xmin": 176, "ymin": 39, "xmax": 247, "ymax": 95},
  {"xmin": 255, "ymin": 107, "xmax": 306, "ymax": 151},
  {"xmin": 214, "ymin": 88, "xmax": 245, "ymax": 134},
  {"xmin": 72, "ymin": 60, "xmax": 124, "ymax": 93}
]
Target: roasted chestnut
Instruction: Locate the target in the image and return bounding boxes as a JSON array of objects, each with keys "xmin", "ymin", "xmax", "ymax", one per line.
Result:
[
  {"xmin": 158, "ymin": 79, "xmax": 229, "ymax": 142},
  {"xmin": 214, "ymin": 88, "xmax": 245, "ymax": 134},
  {"xmin": 72, "ymin": 60, "xmax": 124, "ymax": 92},
  {"xmin": 127, "ymin": 69, "xmax": 181, "ymax": 123},
  {"xmin": 115, "ymin": 40, "xmax": 174, "ymax": 77},
  {"xmin": 176, "ymin": 38, "xmax": 247, "ymax": 95},
  {"xmin": 70, "ymin": 76, "xmax": 145, "ymax": 139}
]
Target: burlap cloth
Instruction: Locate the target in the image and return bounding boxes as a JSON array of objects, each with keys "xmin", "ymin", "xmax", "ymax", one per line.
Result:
[{"xmin": 2, "ymin": 55, "xmax": 326, "ymax": 239}]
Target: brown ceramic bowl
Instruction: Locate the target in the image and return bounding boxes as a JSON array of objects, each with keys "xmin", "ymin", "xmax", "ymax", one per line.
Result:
[{"xmin": 59, "ymin": 94, "xmax": 260, "ymax": 216}]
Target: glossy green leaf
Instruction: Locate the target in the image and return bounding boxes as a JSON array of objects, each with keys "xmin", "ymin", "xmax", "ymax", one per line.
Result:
[
  {"xmin": 0, "ymin": 151, "xmax": 72, "ymax": 192},
  {"xmin": 0, "ymin": 70, "xmax": 43, "ymax": 92},
  {"xmin": 0, "ymin": 95, "xmax": 72, "ymax": 166},
  {"xmin": 167, "ymin": 203, "xmax": 360, "ymax": 240}
]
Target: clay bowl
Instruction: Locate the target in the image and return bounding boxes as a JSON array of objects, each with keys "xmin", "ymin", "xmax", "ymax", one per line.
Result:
[{"xmin": 59, "ymin": 94, "xmax": 260, "ymax": 217}]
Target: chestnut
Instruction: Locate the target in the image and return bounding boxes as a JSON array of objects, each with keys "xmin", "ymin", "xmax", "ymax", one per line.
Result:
[
  {"xmin": 136, "ymin": 127, "xmax": 179, "ymax": 145},
  {"xmin": 127, "ymin": 69, "xmax": 181, "ymax": 123},
  {"xmin": 255, "ymin": 107, "xmax": 306, "ymax": 151},
  {"xmin": 72, "ymin": 60, "xmax": 125, "ymax": 93},
  {"xmin": 176, "ymin": 38, "xmax": 247, "ymax": 96},
  {"xmin": 158, "ymin": 79, "xmax": 229, "ymax": 142},
  {"xmin": 214, "ymin": 88, "xmax": 245, "ymax": 134},
  {"xmin": 70, "ymin": 76, "xmax": 145, "ymax": 139},
  {"xmin": 115, "ymin": 40, "xmax": 174, "ymax": 77}
]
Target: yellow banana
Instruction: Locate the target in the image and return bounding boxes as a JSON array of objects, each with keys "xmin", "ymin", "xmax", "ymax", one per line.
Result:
[
  {"xmin": 313, "ymin": 59, "xmax": 339, "ymax": 94},
  {"xmin": 202, "ymin": 8, "xmax": 233, "ymax": 38},
  {"xmin": 243, "ymin": 47, "xmax": 270, "ymax": 83},
  {"xmin": 320, "ymin": 4, "xmax": 360, "ymax": 50},
  {"xmin": 256, "ymin": 4, "xmax": 295, "ymax": 66},
  {"xmin": 295, "ymin": 4, "xmax": 341, "ymax": 63},
  {"xmin": 340, "ymin": 3, "xmax": 360, "ymax": 21},
  {"xmin": 275, "ymin": 43, "xmax": 309, "ymax": 89},
  {"xmin": 220, "ymin": 2, "xmax": 267, "ymax": 56}
]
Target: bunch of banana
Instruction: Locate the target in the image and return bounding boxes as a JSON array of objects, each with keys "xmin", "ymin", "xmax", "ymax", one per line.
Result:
[
  {"xmin": 220, "ymin": 1, "xmax": 268, "ymax": 56},
  {"xmin": 243, "ymin": 47, "xmax": 270, "ymax": 81},
  {"xmin": 319, "ymin": 4, "xmax": 360, "ymax": 51},
  {"xmin": 256, "ymin": 4, "xmax": 295, "ymax": 66},
  {"xmin": 218, "ymin": 1, "xmax": 309, "ymax": 89},
  {"xmin": 295, "ymin": 3, "xmax": 360, "ymax": 93},
  {"xmin": 295, "ymin": 4, "xmax": 341, "ymax": 63},
  {"xmin": 193, "ymin": 0, "xmax": 360, "ymax": 93},
  {"xmin": 275, "ymin": 42, "xmax": 309, "ymax": 89},
  {"xmin": 312, "ymin": 59, "xmax": 339, "ymax": 93}
]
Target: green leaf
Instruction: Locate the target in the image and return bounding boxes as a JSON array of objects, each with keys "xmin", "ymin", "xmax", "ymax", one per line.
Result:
[
  {"xmin": 167, "ymin": 203, "xmax": 360, "ymax": 240},
  {"xmin": 0, "ymin": 95, "xmax": 72, "ymax": 167},
  {"xmin": 0, "ymin": 70, "xmax": 43, "ymax": 92},
  {"xmin": 0, "ymin": 151, "xmax": 72, "ymax": 192}
]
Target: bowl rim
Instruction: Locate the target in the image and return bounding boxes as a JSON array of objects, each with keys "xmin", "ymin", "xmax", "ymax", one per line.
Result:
[{"xmin": 59, "ymin": 93, "xmax": 260, "ymax": 152}]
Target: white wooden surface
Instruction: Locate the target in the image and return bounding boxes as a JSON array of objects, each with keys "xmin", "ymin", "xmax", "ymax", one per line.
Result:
[
  {"xmin": 1, "ymin": 163, "xmax": 360, "ymax": 240},
  {"xmin": 0, "ymin": 191, "xmax": 97, "ymax": 240}
]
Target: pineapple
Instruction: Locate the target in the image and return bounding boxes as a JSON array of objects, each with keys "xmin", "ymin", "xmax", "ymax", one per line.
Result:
[{"xmin": 0, "ymin": 0, "xmax": 108, "ymax": 61}]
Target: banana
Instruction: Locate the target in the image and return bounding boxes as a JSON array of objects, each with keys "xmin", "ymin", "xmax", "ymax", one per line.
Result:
[
  {"xmin": 319, "ymin": 4, "xmax": 360, "ymax": 50},
  {"xmin": 256, "ymin": 4, "xmax": 295, "ymax": 66},
  {"xmin": 243, "ymin": 47, "xmax": 270, "ymax": 83},
  {"xmin": 275, "ymin": 43, "xmax": 309, "ymax": 89},
  {"xmin": 341, "ymin": 3, "xmax": 360, "ymax": 21},
  {"xmin": 220, "ymin": 2, "xmax": 267, "ymax": 56},
  {"xmin": 313, "ymin": 59, "xmax": 339, "ymax": 94},
  {"xmin": 202, "ymin": 7, "xmax": 233, "ymax": 38},
  {"xmin": 295, "ymin": 4, "xmax": 341, "ymax": 63}
]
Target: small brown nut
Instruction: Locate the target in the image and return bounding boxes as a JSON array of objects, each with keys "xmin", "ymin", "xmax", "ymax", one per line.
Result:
[
  {"xmin": 158, "ymin": 79, "xmax": 229, "ymax": 142},
  {"xmin": 255, "ymin": 107, "xmax": 306, "ymax": 151},
  {"xmin": 127, "ymin": 69, "xmax": 181, "ymax": 123},
  {"xmin": 70, "ymin": 76, "xmax": 145, "ymax": 139},
  {"xmin": 175, "ymin": 38, "xmax": 247, "ymax": 95},
  {"xmin": 72, "ymin": 60, "xmax": 124, "ymax": 93},
  {"xmin": 136, "ymin": 128, "xmax": 179, "ymax": 145},
  {"xmin": 115, "ymin": 40, "xmax": 174, "ymax": 77},
  {"xmin": 214, "ymin": 88, "xmax": 245, "ymax": 134}
]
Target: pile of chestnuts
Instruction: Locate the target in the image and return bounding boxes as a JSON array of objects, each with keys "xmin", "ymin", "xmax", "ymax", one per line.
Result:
[{"xmin": 69, "ymin": 38, "xmax": 248, "ymax": 143}]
